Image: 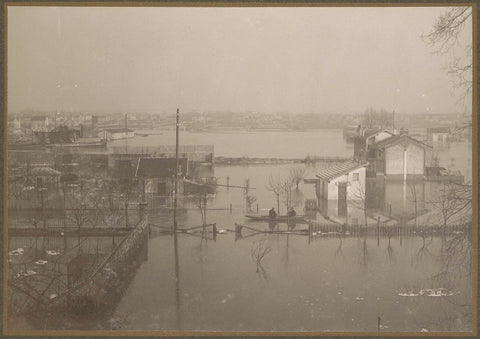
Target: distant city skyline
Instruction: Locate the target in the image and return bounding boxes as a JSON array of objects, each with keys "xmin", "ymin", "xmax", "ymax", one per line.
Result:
[{"xmin": 8, "ymin": 6, "xmax": 473, "ymax": 115}]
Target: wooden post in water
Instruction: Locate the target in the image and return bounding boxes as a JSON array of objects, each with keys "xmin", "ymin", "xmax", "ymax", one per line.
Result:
[
  {"xmin": 213, "ymin": 223, "xmax": 217, "ymax": 241},
  {"xmin": 377, "ymin": 316, "xmax": 381, "ymax": 332},
  {"xmin": 230, "ymin": 203, "xmax": 232, "ymax": 213},
  {"xmin": 377, "ymin": 217, "xmax": 380, "ymax": 247},
  {"xmin": 308, "ymin": 223, "xmax": 312, "ymax": 244},
  {"xmin": 226, "ymin": 176, "xmax": 230, "ymax": 190}
]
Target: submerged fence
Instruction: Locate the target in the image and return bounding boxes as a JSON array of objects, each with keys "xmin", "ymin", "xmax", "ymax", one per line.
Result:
[{"xmin": 308, "ymin": 221, "xmax": 471, "ymax": 237}]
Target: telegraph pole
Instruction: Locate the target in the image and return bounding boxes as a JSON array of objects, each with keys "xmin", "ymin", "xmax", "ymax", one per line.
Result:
[
  {"xmin": 173, "ymin": 108, "xmax": 181, "ymax": 329},
  {"xmin": 173, "ymin": 108, "xmax": 179, "ymax": 232}
]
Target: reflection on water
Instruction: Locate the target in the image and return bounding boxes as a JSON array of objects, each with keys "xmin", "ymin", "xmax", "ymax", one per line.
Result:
[
  {"xmin": 109, "ymin": 228, "xmax": 471, "ymax": 332},
  {"xmin": 8, "ymin": 233, "xmax": 148, "ymax": 330},
  {"xmin": 7, "ymin": 129, "xmax": 472, "ymax": 332}
]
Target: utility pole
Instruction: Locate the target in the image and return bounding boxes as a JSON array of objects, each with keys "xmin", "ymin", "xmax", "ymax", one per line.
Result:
[
  {"xmin": 173, "ymin": 108, "xmax": 181, "ymax": 329},
  {"xmin": 392, "ymin": 110, "xmax": 395, "ymax": 134},
  {"xmin": 173, "ymin": 108, "xmax": 179, "ymax": 232}
]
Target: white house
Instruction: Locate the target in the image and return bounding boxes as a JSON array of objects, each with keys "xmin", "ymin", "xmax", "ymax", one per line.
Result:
[{"xmin": 315, "ymin": 160, "xmax": 368, "ymax": 222}]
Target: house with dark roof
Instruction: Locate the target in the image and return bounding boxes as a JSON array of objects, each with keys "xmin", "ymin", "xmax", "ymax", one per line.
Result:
[
  {"xmin": 367, "ymin": 134, "xmax": 432, "ymax": 178},
  {"xmin": 135, "ymin": 157, "xmax": 188, "ymax": 196}
]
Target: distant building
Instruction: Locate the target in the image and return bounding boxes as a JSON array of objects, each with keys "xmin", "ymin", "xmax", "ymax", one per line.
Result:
[
  {"xmin": 427, "ymin": 127, "xmax": 450, "ymax": 143},
  {"xmin": 367, "ymin": 134, "xmax": 431, "ymax": 178},
  {"xmin": 28, "ymin": 165, "xmax": 61, "ymax": 188},
  {"xmin": 135, "ymin": 157, "xmax": 188, "ymax": 196},
  {"xmin": 98, "ymin": 128, "xmax": 134, "ymax": 141},
  {"xmin": 30, "ymin": 116, "xmax": 50, "ymax": 131},
  {"xmin": 354, "ymin": 129, "xmax": 394, "ymax": 161}
]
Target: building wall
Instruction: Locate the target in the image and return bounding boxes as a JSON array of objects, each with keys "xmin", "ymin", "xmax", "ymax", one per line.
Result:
[
  {"xmin": 406, "ymin": 144, "xmax": 425, "ymax": 175},
  {"xmin": 385, "ymin": 143, "xmax": 425, "ymax": 176},
  {"xmin": 385, "ymin": 144, "xmax": 404, "ymax": 175},
  {"xmin": 319, "ymin": 167, "xmax": 366, "ymax": 201}
]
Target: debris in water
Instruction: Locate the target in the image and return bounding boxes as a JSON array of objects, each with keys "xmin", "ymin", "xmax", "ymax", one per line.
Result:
[
  {"xmin": 16, "ymin": 270, "xmax": 37, "ymax": 277},
  {"xmin": 217, "ymin": 229, "xmax": 227, "ymax": 234},
  {"xmin": 46, "ymin": 250, "xmax": 60, "ymax": 256},
  {"xmin": 35, "ymin": 259, "xmax": 48, "ymax": 265},
  {"xmin": 9, "ymin": 248, "xmax": 24, "ymax": 256},
  {"xmin": 420, "ymin": 328, "xmax": 429, "ymax": 332},
  {"xmin": 355, "ymin": 297, "xmax": 364, "ymax": 301},
  {"xmin": 398, "ymin": 288, "xmax": 453, "ymax": 297},
  {"xmin": 419, "ymin": 288, "xmax": 454, "ymax": 297},
  {"xmin": 49, "ymin": 294, "xmax": 57, "ymax": 299},
  {"xmin": 398, "ymin": 292, "xmax": 420, "ymax": 297},
  {"xmin": 220, "ymin": 293, "xmax": 234, "ymax": 304}
]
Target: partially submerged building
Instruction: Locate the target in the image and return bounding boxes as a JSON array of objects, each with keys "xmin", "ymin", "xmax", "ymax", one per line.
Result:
[
  {"xmin": 367, "ymin": 134, "xmax": 431, "ymax": 178},
  {"xmin": 135, "ymin": 157, "xmax": 188, "ymax": 196},
  {"xmin": 315, "ymin": 160, "xmax": 368, "ymax": 222}
]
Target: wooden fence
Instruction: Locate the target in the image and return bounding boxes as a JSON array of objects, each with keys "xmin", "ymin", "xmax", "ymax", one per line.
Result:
[{"xmin": 308, "ymin": 221, "xmax": 471, "ymax": 237}]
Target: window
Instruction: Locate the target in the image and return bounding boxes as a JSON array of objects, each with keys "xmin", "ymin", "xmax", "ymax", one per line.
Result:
[{"xmin": 353, "ymin": 173, "xmax": 359, "ymax": 181}]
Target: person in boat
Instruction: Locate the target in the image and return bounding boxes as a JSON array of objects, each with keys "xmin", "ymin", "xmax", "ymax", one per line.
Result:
[
  {"xmin": 269, "ymin": 207, "xmax": 277, "ymax": 219},
  {"xmin": 288, "ymin": 207, "xmax": 297, "ymax": 217}
]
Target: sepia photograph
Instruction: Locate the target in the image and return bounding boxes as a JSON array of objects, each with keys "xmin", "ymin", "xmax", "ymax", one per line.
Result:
[{"xmin": 3, "ymin": 2, "xmax": 476, "ymax": 335}]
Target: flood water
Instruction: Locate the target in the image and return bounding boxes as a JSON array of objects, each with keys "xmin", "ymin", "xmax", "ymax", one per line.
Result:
[
  {"xmin": 110, "ymin": 230, "xmax": 471, "ymax": 332},
  {"xmin": 8, "ymin": 129, "xmax": 473, "ymax": 333}
]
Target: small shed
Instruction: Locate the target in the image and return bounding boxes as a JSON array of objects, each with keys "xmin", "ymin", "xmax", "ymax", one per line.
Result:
[
  {"xmin": 29, "ymin": 165, "xmax": 61, "ymax": 187},
  {"xmin": 315, "ymin": 160, "xmax": 368, "ymax": 201},
  {"xmin": 315, "ymin": 160, "xmax": 368, "ymax": 220}
]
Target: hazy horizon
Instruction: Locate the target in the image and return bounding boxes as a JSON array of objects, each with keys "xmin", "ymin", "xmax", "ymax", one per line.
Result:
[{"xmin": 8, "ymin": 6, "xmax": 473, "ymax": 115}]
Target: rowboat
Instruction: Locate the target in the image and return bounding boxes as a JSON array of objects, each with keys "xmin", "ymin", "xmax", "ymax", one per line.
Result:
[{"xmin": 245, "ymin": 215, "xmax": 308, "ymax": 223}]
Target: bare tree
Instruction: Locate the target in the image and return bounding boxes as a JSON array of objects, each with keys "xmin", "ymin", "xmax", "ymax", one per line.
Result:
[
  {"xmin": 289, "ymin": 166, "xmax": 306, "ymax": 190},
  {"xmin": 243, "ymin": 178, "xmax": 256, "ymax": 212},
  {"xmin": 351, "ymin": 181, "xmax": 369, "ymax": 227},
  {"xmin": 251, "ymin": 239, "xmax": 271, "ymax": 280},
  {"xmin": 266, "ymin": 174, "xmax": 283, "ymax": 215},
  {"xmin": 422, "ymin": 7, "xmax": 472, "ymax": 104},
  {"xmin": 426, "ymin": 182, "xmax": 472, "ymax": 231}
]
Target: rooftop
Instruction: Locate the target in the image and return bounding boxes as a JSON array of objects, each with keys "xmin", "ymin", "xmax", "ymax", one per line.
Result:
[
  {"xmin": 370, "ymin": 134, "xmax": 431, "ymax": 150},
  {"xmin": 316, "ymin": 160, "xmax": 368, "ymax": 182},
  {"xmin": 135, "ymin": 157, "xmax": 188, "ymax": 178}
]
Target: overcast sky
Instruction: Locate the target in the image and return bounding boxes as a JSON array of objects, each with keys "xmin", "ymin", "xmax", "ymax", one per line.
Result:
[{"xmin": 7, "ymin": 6, "xmax": 472, "ymax": 115}]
